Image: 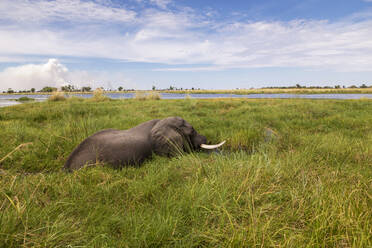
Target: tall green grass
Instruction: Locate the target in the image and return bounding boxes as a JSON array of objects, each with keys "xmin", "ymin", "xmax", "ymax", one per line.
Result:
[{"xmin": 0, "ymin": 98, "xmax": 371, "ymax": 247}]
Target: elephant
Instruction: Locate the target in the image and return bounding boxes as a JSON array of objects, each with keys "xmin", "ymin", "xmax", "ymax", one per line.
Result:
[{"xmin": 64, "ymin": 117, "xmax": 225, "ymax": 171}]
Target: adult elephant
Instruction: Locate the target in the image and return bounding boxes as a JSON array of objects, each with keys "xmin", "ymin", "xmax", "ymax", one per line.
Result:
[{"xmin": 64, "ymin": 117, "xmax": 225, "ymax": 171}]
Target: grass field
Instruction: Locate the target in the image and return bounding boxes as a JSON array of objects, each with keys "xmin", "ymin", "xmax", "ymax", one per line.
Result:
[{"xmin": 0, "ymin": 98, "xmax": 371, "ymax": 247}]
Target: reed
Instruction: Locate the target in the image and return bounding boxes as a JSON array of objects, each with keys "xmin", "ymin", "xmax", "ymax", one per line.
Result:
[
  {"xmin": 48, "ymin": 91, "xmax": 66, "ymax": 101},
  {"xmin": 90, "ymin": 88, "xmax": 111, "ymax": 102},
  {"xmin": 134, "ymin": 91, "xmax": 161, "ymax": 100},
  {"xmin": 146, "ymin": 91, "xmax": 161, "ymax": 100},
  {"xmin": 134, "ymin": 91, "xmax": 147, "ymax": 100}
]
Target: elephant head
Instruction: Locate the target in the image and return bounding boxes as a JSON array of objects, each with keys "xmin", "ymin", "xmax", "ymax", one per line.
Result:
[{"xmin": 151, "ymin": 117, "xmax": 209, "ymax": 156}]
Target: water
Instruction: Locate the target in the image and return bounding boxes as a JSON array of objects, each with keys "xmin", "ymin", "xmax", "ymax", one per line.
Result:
[
  {"xmin": 1, "ymin": 93, "xmax": 372, "ymax": 107},
  {"xmin": 0, "ymin": 100, "xmax": 22, "ymax": 107}
]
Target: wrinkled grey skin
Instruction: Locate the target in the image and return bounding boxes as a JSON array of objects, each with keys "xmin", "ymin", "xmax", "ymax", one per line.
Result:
[{"xmin": 64, "ymin": 117, "xmax": 207, "ymax": 171}]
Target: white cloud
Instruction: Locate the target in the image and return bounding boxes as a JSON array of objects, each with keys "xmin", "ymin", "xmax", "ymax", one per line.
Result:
[
  {"xmin": 130, "ymin": 17, "xmax": 372, "ymax": 71},
  {"xmin": 0, "ymin": 59, "xmax": 136, "ymax": 91},
  {"xmin": 149, "ymin": 0, "xmax": 172, "ymax": 9},
  {"xmin": 0, "ymin": 0, "xmax": 372, "ymax": 74},
  {"xmin": 0, "ymin": 0, "xmax": 136, "ymax": 24},
  {"xmin": 0, "ymin": 59, "xmax": 68, "ymax": 91}
]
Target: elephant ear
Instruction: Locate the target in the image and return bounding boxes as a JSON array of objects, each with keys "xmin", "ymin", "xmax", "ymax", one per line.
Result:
[{"xmin": 150, "ymin": 117, "xmax": 187, "ymax": 156}]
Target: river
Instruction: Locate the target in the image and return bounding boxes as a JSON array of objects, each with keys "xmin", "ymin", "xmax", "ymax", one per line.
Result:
[{"xmin": 1, "ymin": 93, "xmax": 372, "ymax": 107}]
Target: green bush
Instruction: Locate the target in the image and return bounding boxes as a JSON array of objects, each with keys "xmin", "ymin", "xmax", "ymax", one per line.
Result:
[{"xmin": 16, "ymin": 96, "xmax": 35, "ymax": 102}]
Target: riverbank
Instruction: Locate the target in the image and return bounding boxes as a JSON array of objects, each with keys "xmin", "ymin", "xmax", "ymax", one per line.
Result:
[{"xmin": 1, "ymin": 98, "xmax": 371, "ymax": 247}]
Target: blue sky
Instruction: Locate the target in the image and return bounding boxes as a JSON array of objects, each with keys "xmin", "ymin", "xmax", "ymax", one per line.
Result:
[{"xmin": 0, "ymin": 0, "xmax": 372, "ymax": 91}]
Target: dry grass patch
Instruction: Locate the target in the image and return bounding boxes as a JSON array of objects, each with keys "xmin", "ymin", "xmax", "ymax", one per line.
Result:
[
  {"xmin": 147, "ymin": 91, "xmax": 161, "ymax": 100},
  {"xmin": 134, "ymin": 91, "xmax": 161, "ymax": 100},
  {"xmin": 48, "ymin": 91, "xmax": 66, "ymax": 101},
  {"xmin": 90, "ymin": 88, "xmax": 111, "ymax": 102}
]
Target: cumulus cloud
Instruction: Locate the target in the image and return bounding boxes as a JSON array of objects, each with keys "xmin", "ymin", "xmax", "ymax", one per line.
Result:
[
  {"xmin": 0, "ymin": 59, "xmax": 69, "ymax": 91},
  {"xmin": 0, "ymin": 59, "xmax": 137, "ymax": 91}
]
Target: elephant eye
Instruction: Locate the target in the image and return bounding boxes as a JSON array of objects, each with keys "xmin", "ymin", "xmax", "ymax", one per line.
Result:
[{"xmin": 190, "ymin": 129, "xmax": 196, "ymax": 135}]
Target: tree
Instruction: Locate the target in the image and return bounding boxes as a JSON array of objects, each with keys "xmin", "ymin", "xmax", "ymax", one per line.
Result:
[
  {"xmin": 81, "ymin": 86, "xmax": 92, "ymax": 92},
  {"xmin": 61, "ymin": 84, "xmax": 76, "ymax": 92},
  {"xmin": 7, "ymin": 88, "xmax": 14, "ymax": 94},
  {"xmin": 152, "ymin": 85, "xmax": 156, "ymax": 91},
  {"xmin": 118, "ymin": 86, "xmax": 123, "ymax": 91},
  {"xmin": 31, "ymin": 88, "xmax": 35, "ymax": 93},
  {"xmin": 360, "ymin": 84, "xmax": 368, "ymax": 88},
  {"xmin": 41, "ymin": 86, "xmax": 57, "ymax": 92}
]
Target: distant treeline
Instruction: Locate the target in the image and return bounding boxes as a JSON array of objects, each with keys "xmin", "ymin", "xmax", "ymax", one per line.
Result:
[
  {"xmin": 2, "ymin": 83, "xmax": 372, "ymax": 94},
  {"xmin": 3, "ymin": 85, "xmax": 134, "ymax": 94},
  {"xmin": 3, "ymin": 84, "xmax": 200, "ymax": 93},
  {"xmin": 262, "ymin": 83, "xmax": 371, "ymax": 89}
]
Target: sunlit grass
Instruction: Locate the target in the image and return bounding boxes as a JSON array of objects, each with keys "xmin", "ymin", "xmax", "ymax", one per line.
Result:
[{"xmin": 0, "ymin": 98, "xmax": 371, "ymax": 247}]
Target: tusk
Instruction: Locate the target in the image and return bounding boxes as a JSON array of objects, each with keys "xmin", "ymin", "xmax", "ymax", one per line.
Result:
[{"xmin": 200, "ymin": 140, "xmax": 226, "ymax": 150}]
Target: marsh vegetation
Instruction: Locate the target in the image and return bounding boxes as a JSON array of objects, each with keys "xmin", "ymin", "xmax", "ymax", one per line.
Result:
[
  {"xmin": 15, "ymin": 97, "xmax": 35, "ymax": 102},
  {"xmin": 0, "ymin": 98, "xmax": 371, "ymax": 247}
]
